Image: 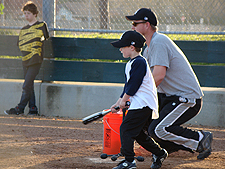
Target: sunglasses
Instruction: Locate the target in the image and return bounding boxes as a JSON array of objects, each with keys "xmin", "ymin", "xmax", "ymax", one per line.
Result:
[{"xmin": 132, "ymin": 21, "xmax": 147, "ymax": 27}]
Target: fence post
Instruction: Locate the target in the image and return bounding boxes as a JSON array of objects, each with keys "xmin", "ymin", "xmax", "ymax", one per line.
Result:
[{"xmin": 43, "ymin": 0, "xmax": 56, "ymax": 37}]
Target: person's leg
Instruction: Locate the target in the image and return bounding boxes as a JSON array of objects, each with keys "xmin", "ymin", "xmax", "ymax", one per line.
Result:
[
  {"xmin": 121, "ymin": 107, "xmax": 167, "ymax": 159},
  {"xmin": 136, "ymin": 130, "xmax": 164, "ymax": 155},
  {"xmin": 134, "ymin": 107, "xmax": 168, "ymax": 169},
  {"xmin": 120, "ymin": 107, "xmax": 153, "ymax": 162},
  {"xmin": 18, "ymin": 64, "xmax": 41, "ymax": 112},
  {"xmin": 114, "ymin": 107, "xmax": 167, "ymax": 169},
  {"xmin": 134, "ymin": 108, "xmax": 164, "ymax": 155},
  {"xmin": 149, "ymin": 96, "xmax": 210, "ymax": 153},
  {"xmin": 4, "ymin": 64, "xmax": 41, "ymax": 115},
  {"xmin": 28, "ymin": 90, "xmax": 38, "ymax": 115},
  {"xmin": 113, "ymin": 109, "xmax": 145, "ymax": 169},
  {"xmin": 28, "ymin": 89, "xmax": 36, "ymax": 108}
]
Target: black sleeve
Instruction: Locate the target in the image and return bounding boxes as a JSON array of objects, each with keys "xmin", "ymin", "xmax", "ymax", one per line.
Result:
[{"xmin": 125, "ymin": 58, "xmax": 146, "ymax": 96}]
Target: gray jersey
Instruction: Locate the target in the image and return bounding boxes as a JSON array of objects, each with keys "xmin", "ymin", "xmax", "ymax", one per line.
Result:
[{"xmin": 143, "ymin": 32, "xmax": 203, "ymax": 99}]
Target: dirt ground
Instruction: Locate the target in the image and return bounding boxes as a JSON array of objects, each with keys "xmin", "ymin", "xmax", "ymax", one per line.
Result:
[{"xmin": 0, "ymin": 114, "xmax": 224, "ymax": 169}]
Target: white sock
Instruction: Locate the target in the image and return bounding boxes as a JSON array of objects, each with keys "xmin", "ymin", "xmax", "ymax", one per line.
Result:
[{"xmin": 198, "ymin": 131, "xmax": 204, "ymax": 141}]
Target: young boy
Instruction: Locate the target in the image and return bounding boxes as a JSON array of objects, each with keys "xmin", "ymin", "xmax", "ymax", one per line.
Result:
[
  {"xmin": 4, "ymin": 1, "xmax": 49, "ymax": 116},
  {"xmin": 110, "ymin": 30, "xmax": 167, "ymax": 169}
]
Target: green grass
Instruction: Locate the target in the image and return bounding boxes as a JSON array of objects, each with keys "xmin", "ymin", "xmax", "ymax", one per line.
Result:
[
  {"xmin": 0, "ymin": 56, "xmax": 127, "ymax": 63},
  {"xmin": 55, "ymin": 59, "xmax": 225, "ymax": 65},
  {"xmin": 1, "ymin": 28, "xmax": 224, "ymax": 41},
  {"xmin": 55, "ymin": 32, "xmax": 225, "ymax": 41},
  {"xmin": 167, "ymin": 34, "xmax": 225, "ymax": 41},
  {"xmin": 191, "ymin": 62, "xmax": 225, "ymax": 66},
  {"xmin": 0, "ymin": 56, "xmax": 22, "ymax": 59},
  {"xmin": 55, "ymin": 58, "xmax": 127, "ymax": 63},
  {"xmin": 1, "ymin": 56, "xmax": 225, "ymax": 66}
]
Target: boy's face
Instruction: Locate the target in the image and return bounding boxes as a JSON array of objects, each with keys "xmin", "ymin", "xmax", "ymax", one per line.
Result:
[
  {"xmin": 23, "ymin": 10, "xmax": 36, "ymax": 22},
  {"xmin": 119, "ymin": 46, "xmax": 132, "ymax": 58}
]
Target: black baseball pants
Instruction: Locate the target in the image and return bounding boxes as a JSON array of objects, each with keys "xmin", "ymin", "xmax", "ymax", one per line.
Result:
[
  {"xmin": 148, "ymin": 93, "xmax": 202, "ymax": 154},
  {"xmin": 120, "ymin": 106, "xmax": 163, "ymax": 162}
]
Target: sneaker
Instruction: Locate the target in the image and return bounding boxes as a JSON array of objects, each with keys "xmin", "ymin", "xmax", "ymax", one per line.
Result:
[
  {"xmin": 197, "ymin": 131, "xmax": 213, "ymax": 160},
  {"xmin": 27, "ymin": 107, "xmax": 38, "ymax": 116},
  {"xmin": 151, "ymin": 149, "xmax": 168, "ymax": 169},
  {"xmin": 113, "ymin": 159, "xmax": 136, "ymax": 169},
  {"xmin": 4, "ymin": 106, "xmax": 24, "ymax": 115}
]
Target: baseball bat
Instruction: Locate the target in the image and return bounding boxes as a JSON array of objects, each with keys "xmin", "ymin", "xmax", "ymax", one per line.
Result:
[{"xmin": 82, "ymin": 101, "xmax": 130, "ymax": 125}]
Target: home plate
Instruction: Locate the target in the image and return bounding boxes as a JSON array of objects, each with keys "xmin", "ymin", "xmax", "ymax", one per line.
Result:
[{"xmin": 87, "ymin": 157, "xmax": 117, "ymax": 163}]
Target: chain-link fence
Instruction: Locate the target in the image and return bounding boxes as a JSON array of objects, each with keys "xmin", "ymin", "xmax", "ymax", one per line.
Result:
[{"xmin": 0, "ymin": 0, "xmax": 225, "ymax": 40}]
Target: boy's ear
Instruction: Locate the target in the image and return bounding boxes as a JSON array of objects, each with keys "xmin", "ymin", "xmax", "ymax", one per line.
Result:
[{"xmin": 130, "ymin": 45, "xmax": 135, "ymax": 51}]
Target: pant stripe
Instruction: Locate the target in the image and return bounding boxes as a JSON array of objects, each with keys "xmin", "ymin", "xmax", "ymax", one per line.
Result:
[{"xmin": 155, "ymin": 102, "xmax": 199, "ymax": 150}]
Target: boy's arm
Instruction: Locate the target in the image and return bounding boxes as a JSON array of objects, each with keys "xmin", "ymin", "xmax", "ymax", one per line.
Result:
[
  {"xmin": 125, "ymin": 58, "xmax": 146, "ymax": 96},
  {"xmin": 120, "ymin": 93, "xmax": 130, "ymax": 109}
]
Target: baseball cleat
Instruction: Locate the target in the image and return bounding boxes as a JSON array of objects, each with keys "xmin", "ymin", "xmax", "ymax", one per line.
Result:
[
  {"xmin": 112, "ymin": 159, "xmax": 136, "ymax": 169},
  {"xmin": 150, "ymin": 149, "xmax": 168, "ymax": 169},
  {"xmin": 197, "ymin": 131, "xmax": 213, "ymax": 160}
]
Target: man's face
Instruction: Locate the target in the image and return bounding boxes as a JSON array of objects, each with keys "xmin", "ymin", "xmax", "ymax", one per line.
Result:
[{"xmin": 131, "ymin": 20, "xmax": 147, "ymax": 35}]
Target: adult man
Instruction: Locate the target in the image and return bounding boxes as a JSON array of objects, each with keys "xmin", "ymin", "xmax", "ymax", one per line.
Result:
[{"xmin": 125, "ymin": 8, "xmax": 213, "ymax": 160}]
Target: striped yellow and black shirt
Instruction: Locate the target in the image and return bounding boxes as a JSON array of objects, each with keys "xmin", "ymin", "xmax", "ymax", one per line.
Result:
[{"xmin": 18, "ymin": 21, "xmax": 49, "ymax": 66}]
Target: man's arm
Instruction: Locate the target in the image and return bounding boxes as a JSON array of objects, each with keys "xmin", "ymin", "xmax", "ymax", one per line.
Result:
[{"xmin": 152, "ymin": 65, "xmax": 167, "ymax": 87}]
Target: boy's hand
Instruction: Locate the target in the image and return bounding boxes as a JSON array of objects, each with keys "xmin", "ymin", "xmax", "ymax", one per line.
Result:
[
  {"xmin": 120, "ymin": 100, "xmax": 131, "ymax": 109},
  {"xmin": 110, "ymin": 98, "xmax": 122, "ymax": 113},
  {"xmin": 110, "ymin": 104, "xmax": 120, "ymax": 113},
  {"xmin": 110, "ymin": 97, "xmax": 130, "ymax": 113},
  {"xmin": 120, "ymin": 93, "xmax": 130, "ymax": 109},
  {"xmin": 119, "ymin": 100, "xmax": 128, "ymax": 109}
]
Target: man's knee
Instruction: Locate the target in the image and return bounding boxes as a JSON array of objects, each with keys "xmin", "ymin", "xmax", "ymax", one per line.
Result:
[{"xmin": 149, "ymin": 124, "xmax": 166, "ymax": 142}]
